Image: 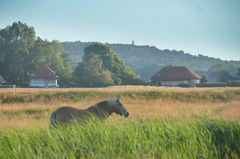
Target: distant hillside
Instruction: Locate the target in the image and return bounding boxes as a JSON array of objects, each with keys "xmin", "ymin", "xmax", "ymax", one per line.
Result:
[
  {"xmin": 62, "ymin": 41, "xmax": 240, "ymax": 81},
  {"xmin": 207, "ymin": 62, "xmax": 240, "ymax": 82}
]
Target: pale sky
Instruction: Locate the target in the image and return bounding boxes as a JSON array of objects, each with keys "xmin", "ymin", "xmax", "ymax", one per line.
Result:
[{"xmin": 0, "ymin": 0, "xmax": 240, "ymax": 60}]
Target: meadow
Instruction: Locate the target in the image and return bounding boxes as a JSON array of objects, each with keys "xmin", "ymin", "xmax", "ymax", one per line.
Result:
[{"xmin": 0, "ymin": 86, "xmax": 240, "ymax": 158}]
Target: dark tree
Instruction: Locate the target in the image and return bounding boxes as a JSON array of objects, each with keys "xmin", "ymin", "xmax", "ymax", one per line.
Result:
[
  {"xmin": 237, "ymin": 67, "xmax": 240, "ymax": 78},
  {"xmin": 200, "ymin": 75, "xmax": 208, "ymax": 83},
  {"xmin": 0, "ymin": 22, "xmax": 36, "ymax": 84},
  {"xmin": 73, "ymin": 43, "xmax": 143, "ymax": 86},
  {"xmin": 33, "ymin": 39, "xmax": 72, "ymax": 85},
  {"xmin": 0, "ymin": 22, "xmax": 72, "ymax": 86},
  {"xmin": 218, "ymin": 70, "xmax": 234, "ymax": 83},
  {"xmin": 73, "ymin": 54, "xmax": 113, "ymax": 87},
  {"xmin": 83, "ymin": 43, "xmax": 142, "ymax": 85}
]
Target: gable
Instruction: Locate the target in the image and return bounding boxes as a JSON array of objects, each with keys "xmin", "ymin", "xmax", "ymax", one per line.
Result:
[{"xmin": 30, "ymin": 64, "xmax": 58, "ymax": 80}]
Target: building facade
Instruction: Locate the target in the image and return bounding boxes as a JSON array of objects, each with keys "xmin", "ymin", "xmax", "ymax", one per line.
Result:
[{"xmin": 29, "ymin": 64, "xmax": 58, "ymax": 87}]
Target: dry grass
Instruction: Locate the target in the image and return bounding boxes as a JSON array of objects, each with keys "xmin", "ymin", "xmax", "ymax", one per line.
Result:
[
  {"xmin": 1, "ymin": 86, "xmax": 240, "ymax": 129},
  {"xmin": 0, "ymin": 95, "xmax": 239, "ymax": 129},
  {"xmin": 1, "ymin": 86, "xmax": 240, "ymax": 94}
]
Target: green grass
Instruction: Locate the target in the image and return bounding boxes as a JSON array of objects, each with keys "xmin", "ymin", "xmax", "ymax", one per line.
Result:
[
  {"xmin": 1, "ymin": 89, "xmax": 240, "ymax": 103},
  {"xmin": 1, "ymin": 88, "xmax": 239, "ymax": 158},
  {"xmin": 0, "ymin": 119, "xmax": 239, "ymax": 159}
]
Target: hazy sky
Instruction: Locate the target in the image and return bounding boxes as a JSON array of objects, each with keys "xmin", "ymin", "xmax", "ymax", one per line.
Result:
[{"xmin": 1, "ymin": 0, "xmax": 240, "ymax": 60}]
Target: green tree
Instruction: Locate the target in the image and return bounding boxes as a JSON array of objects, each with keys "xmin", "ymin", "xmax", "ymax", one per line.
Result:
[
  {"xmin": 218, "ymin": 70, "xmax": 234, "ymax": 83},
  {"xmin": 0, "ymin": 22, "xmax": 36, "ymax": 84},
  {"xmin": 237, "ymin": 67, "xmax": 240, "ymax": 78},
  {"xmin": 82, "ymin": 43, "xmax": 143, "ymax": 85},
  {"xmin": 33, "ymin": 39, "xmax": 72, "ymax": 85},
  {"xmin": 200, "ymin": 75, "xmax": 208, "ymax": 83},
  {"xmin": 73, "ymin": 54, "xmax": 113, "ymax": 87},
  {"xmin": 0, "ymin": 22, "xmax": 72, "ymax": 86}
]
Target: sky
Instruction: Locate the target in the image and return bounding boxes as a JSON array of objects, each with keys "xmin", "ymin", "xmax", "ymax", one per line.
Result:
[{"xmin": 0, "ymin": 0, "xmax": 240, "ymax": 61}]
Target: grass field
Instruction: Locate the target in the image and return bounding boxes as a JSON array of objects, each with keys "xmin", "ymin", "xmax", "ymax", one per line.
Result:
[{"xmin": 0, "ymin": 86, "xmax": 240, "ymax": 158}]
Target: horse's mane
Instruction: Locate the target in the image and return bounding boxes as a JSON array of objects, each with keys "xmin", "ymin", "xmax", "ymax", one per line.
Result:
[
  {"xmin": 86, "ymin": 100, "xmax": 108, "ymax": 111},
  {"xmin": 85, "ymin": 100, "xmax": 113, "ymax": 118},
  {"xmin": 96, "ymin": 100, "xmax": 108, "ymax": 107}
]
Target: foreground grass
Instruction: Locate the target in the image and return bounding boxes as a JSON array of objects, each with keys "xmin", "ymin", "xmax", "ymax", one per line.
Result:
[
  {"xmin": 0, "ymin": 119, "xmax": 239, "ymax": 159},
  {"xmin": 0, "ymin": 87, "xmax": 239, "ymax": 158}
]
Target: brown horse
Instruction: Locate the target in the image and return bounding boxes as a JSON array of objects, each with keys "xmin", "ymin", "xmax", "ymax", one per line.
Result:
[{"xmin": 50, "ymin": 98, "xmax": 129, "ymax": 126}]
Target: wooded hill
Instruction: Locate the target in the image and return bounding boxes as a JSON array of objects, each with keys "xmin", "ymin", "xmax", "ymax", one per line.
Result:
[
  {"xmin": 63, "ymin": 41, "xmax": 240, "ymax": 81},
  {"xmin": 2, "ymin": 21, "xmax": 238, "ymax": 86}
]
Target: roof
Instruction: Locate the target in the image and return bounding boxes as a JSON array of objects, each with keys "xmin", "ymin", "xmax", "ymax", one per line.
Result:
[
  {"xmin": 0, "ymin": 75, "xmax": 5, "ymax": 82},
  {"xmin": 30, "ymin": 64, "xmax": 58, "ymax": 80},
  {"xmin": 151, "ymin": 66, "xmax": 202, "ymax": 82}
]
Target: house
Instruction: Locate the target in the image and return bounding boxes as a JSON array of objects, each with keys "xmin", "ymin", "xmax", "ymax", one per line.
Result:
[
  {"xmin": 0, "ymin": 75, "xmax": 6, "ymax": 85},
  {"xmin": 29, "ymin": 64, "xmax": 59, "ymax": 87},
  {"xmin": 151, "ymin": 66, "xmax": 202, "ymax": 86}
]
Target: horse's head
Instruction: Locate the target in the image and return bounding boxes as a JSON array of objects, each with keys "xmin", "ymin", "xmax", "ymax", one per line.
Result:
[{"xmin": 107, "ymin": 98, "xmax": 129, "ymax": 117}]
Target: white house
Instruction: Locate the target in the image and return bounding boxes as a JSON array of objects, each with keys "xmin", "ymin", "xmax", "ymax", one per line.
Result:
[
  {"xmin": 0, "ymin": 75, "xmax": 6, "ymax": 85},
  {"xmin": 29, "ymin": 64, "xmax": 58, "ymax": 87},
  {"xmin": 151, "ymin": 66, "xmax": 202, "ymax": 86}
]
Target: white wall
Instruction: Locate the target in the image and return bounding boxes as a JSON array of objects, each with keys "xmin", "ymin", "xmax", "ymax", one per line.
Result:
[
  {"xmin": 30, "ymin": 79, "xmax": 58, "ymax": 87},
  {"xmin": 161, "ymin": 79, "xmax": 200, "ymax": 86}
]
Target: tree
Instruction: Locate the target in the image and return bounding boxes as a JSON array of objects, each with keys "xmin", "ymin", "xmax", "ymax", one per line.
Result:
[
  {"xmin": 237, "ymin": 67, "xmax": 240, "ymax": 78},
  {"xmin": 73, "ymin": 54, "xmax": 113, "ymax": 87},
  {"xmin": 200, "ymin": 75, "xmax": 208, "ymax": 83},
  {"xmin": 33, "ymin": 39, "xmax": 72, "ymax": 85},
  {"xmin": 218, "ymin": 70, "xmax": 234, "ymax": 83},
  {"xmin": 0, "ymin": 22, "xmax": 72, "ymax": 86},
  {"xmin": 0, "ymin": 22, "xmax": 36, "ymax": 84},
  {"xmin": 81, "ymin": 43, "xmax": 143, "ymax": 85}
]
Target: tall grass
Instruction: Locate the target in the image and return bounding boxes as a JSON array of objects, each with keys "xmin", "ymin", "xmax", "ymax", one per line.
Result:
[
  {"xmin": 0, "ymin": 119, "xmax": 239, "ymax": 159},
  {"xmin": 0, "ymin": 87, "xmax": 239, "ymax": 158},
  {"xmin": 1, "ymin": 89, "xmax": 240, "ymax": 103}
]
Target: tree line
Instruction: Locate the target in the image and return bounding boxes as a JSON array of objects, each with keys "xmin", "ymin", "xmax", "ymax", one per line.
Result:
[
  {"xmin": 1, "ymin": 22, "xmax": 239, "ymax": 87},
  {"xmin": 63, "ymin": 41, "xmax": 240, "ymax": 83},
  {"xmin": 0, "ymin": 22, "xmax": 142, "ymax": 87}
]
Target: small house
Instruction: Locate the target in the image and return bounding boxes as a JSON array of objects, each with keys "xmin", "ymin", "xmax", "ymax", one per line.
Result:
[
  {"xmin": 151, "ymin": 66, "xmax": 202, "ymax": 86},
  {"xmin": 30, "ymin": 64, "xmax": 58, "ymax": 87},
  {"xmin": 0, "ymin": 75, "xmax": 6, "ymax": 85}
]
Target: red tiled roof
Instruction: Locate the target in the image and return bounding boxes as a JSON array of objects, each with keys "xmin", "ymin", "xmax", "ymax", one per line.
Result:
[
  {"xmin": 30, "ymin": 64, "xmax": 58, "ymax": 79},
  {"xmin": 151, "ymin": 66, "xmax": 202, "ymax": 82}
]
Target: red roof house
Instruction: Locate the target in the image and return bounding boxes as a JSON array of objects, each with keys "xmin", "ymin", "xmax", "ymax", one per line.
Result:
[
  {"xmin": 151, "ymin": 66, "xmax": 202, "ymax": 86},
  {"xmin": 29, "ymin": 64, "xmax": 58, "ymax": 87}
]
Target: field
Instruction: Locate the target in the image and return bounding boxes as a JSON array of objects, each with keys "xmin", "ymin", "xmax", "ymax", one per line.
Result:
[{"xmin": 0, "ymin": 86, "xmax": 240, "ymax": 158}]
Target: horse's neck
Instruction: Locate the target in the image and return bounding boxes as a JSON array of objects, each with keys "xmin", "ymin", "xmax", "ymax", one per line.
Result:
[
  {"xmin": 86, "ymin": 104, "xmax": 98, "ymax": 113},
  {"xmin": 86, "ymin": 104, "xmax": 112, "ymax": 118}
]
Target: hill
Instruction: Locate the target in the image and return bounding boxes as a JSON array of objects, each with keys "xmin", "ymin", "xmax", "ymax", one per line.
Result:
[{"xmin": 62, "ymin": 41, "xmax": 240, "ymax": 81}]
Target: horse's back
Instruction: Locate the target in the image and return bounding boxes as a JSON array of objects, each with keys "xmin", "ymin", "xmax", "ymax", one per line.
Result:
[{"xmin": 51, "ymin": 106, "xmax": 86, "ymax": 124}]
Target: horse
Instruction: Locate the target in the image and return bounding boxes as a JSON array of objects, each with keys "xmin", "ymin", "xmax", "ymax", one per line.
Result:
[{"xmin": 50, "ymin": 98, "xmax": 129, "ymax": 126}]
